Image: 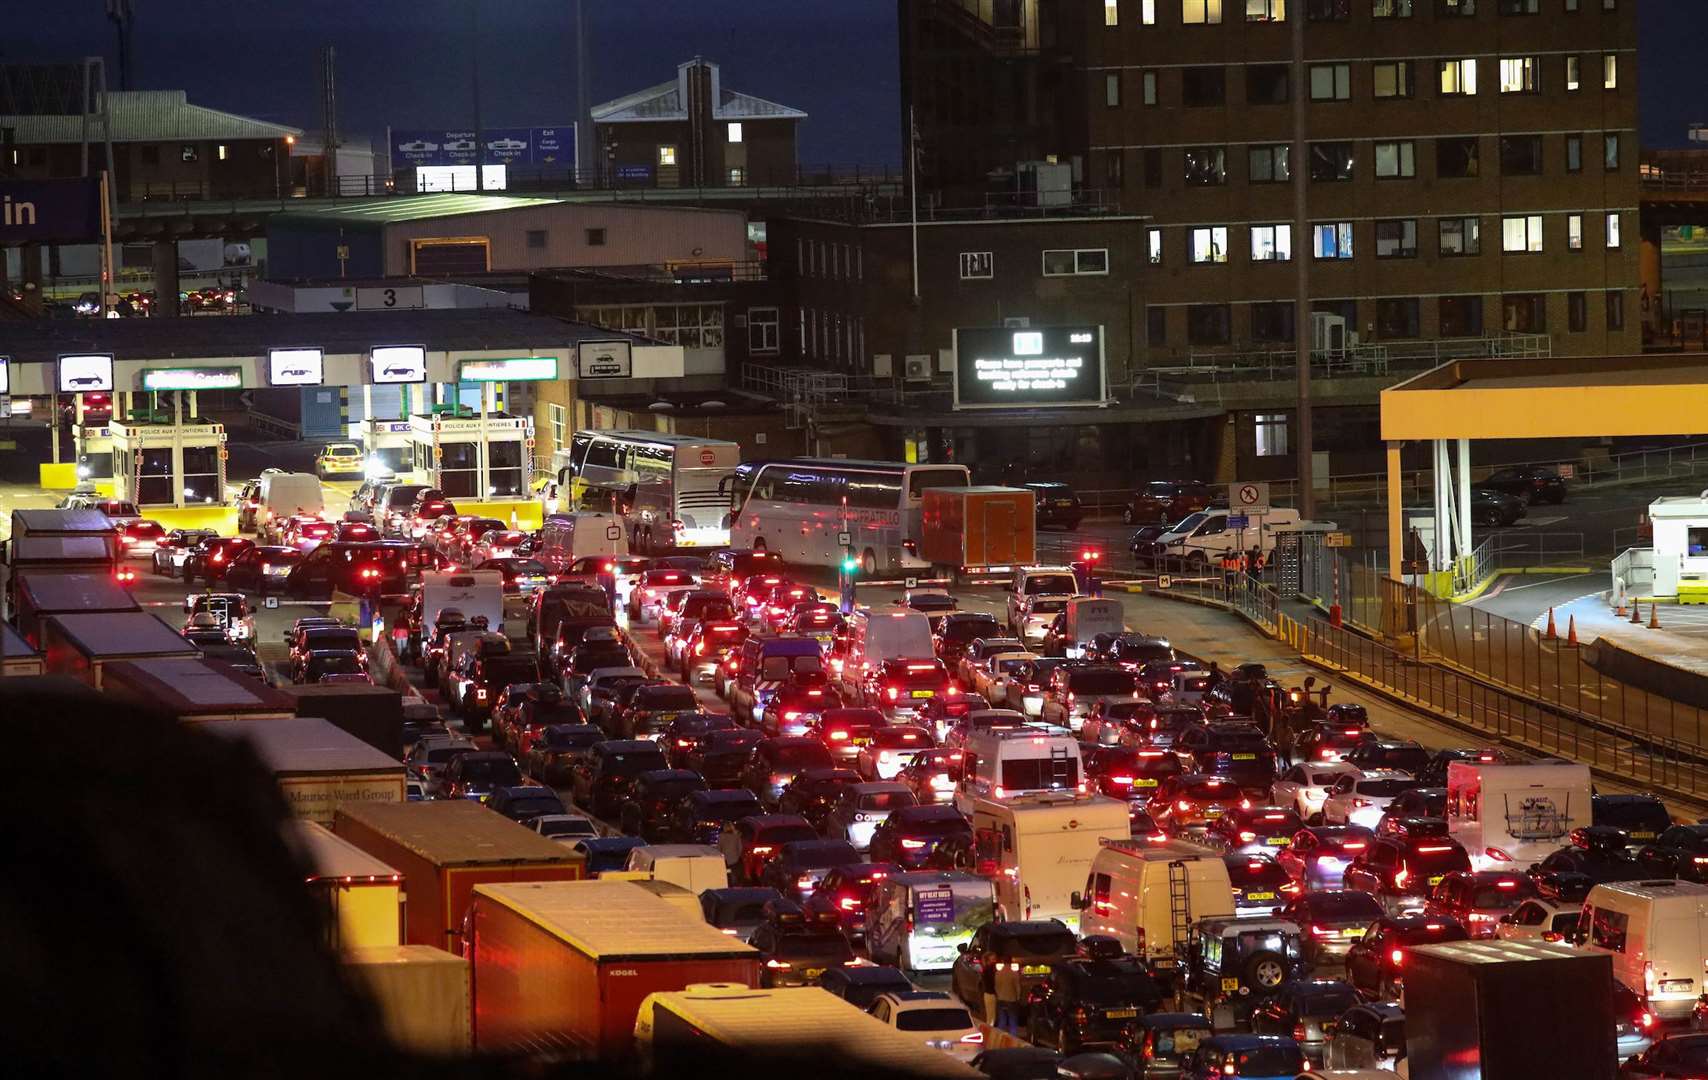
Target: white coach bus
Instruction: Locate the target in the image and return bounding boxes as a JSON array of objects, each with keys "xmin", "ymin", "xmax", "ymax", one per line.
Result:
[{"xmin": 726, "ymin": 458, "xmax": 970, "ymax": 574}]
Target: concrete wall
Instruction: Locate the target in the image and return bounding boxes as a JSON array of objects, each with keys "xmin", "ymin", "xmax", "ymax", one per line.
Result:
[{"xmin": 380, "ymin": 204, "xmax": 747, "ymax": 276}]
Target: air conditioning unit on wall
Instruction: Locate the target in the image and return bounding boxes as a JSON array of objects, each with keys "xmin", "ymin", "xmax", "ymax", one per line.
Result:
[{"xmin": 903, "ymin": 355, "xmax": 933, "ymax": 383}]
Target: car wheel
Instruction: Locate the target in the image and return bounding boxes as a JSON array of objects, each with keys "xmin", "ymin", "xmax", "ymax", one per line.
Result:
[
  {"xmin": 1122, "ymin": 506, "xmax": 1134, "ymax": 525},
  {"xmin": 1246, "ymin": 951, "xmax": 1287, "ymax": 990},
  {"xmin": 1478, "ymin": 509, "xmax": 1503, "ymax": 527},
  {"xmin": 1058, "ymin": 1024, "xmax": 1078, "ymax": 1055}
]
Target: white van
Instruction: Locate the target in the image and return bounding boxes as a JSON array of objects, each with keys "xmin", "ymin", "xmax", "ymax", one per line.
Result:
[
  {"xmin": 256, "ymin": 472, "xmax": 324, "ymax": 539},
  {"xmin": 1075, "ymin": 838, "xmax": 1238, "ymax": 973},
  {"xmin": 535, "ymin": 512, "xmax": 629, "ymax": 576},
  {"xmin": 625, "ymin": 844, "xmax": 731, "ymax": 893},
  {"xmin": 957, "ymin": 727, "xmax": 1084, "ymax": 806},
  {"xmin": 865, "ymin": 871, "xmax": 996, "ymax": 975},
  {"xmin": 1446, "ymin": 761, "xmax": 1592, "ymax": 871},
  {"xmin": 1579, "ymin": 880, "xmax": 1708, "ymax": 1020},
  {"xmin": 1152, "ymin": 507, "xmax": 1330, "ymax": 565},
  {"xmin": 842, "ymin": 608, "xmax": 936, "ymax": 687},
  {"xmin": 964, "ymin": 794, "xmax": 1130, "ymax": 932},
  {"xmin": 1047, "ymin": 597, "xmax": 1124, "ymax": 658}
]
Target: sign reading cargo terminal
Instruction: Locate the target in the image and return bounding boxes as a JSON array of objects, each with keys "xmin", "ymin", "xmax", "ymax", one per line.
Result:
[{"xmin": 952, "ymin": 326, "xmax": 1107, "ymax": 410}]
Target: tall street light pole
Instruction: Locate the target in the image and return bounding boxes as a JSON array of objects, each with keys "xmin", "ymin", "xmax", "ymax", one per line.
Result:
[{"xmin": 1290, "ymin": 2, "xmax": 1314, "ymax": 519}]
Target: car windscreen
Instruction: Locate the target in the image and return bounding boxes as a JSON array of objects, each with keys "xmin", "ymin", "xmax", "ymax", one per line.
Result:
[
  {"xmin": 1071, "ymin": 969, "xmax": 1162, "ymax": 1006},
  {"xmin": 1365, "ymin": 748, "xmax": 1431, "ymax": 772},
  {"xmin": 894, "ymin": 1008, "xmax": 974, "ymax": 1032},
  {"xmin": 1114, "ymin": 641, "xmax": 1173, "ymax": 663},
  {"xmin": 770, "ymin": 744, "xmax": 834, "ymax": 769},
  {"xmin": 755, "ymin": 824, "xmax": 820, "ymax": 845},
  {"xmin": 1232, "ymin": 1047, "xmax": 1305, "ymax": 1074},
  {"xmin": 1068, "ymin": 670, "xmax": 1140, "ymax": 694},
  {"xmin": 1021, "ymin": 574, "xmax": 1076, "ymax": 596},
  {"xmin": 1357, "ymin": 779, "xmax": 1419, "ymax": 798},
  {"xmin": 1227, "ymin": 860, "xmax": 1290, "ymax": 886},
  {"xmin": 536, "ymin": 818, "xmax": 593, "ymax": 837},
  {"xmin": 995, "ymin": 930, "xmax": 1077, "ymax": 957},
  {"xmin": 506, "ymin": 796, "xmax": 563, "ymax": 816},
  {"xmin": 638, "ymin": 686, "xmax": 699, "ymax": 711},
  {"xmin": 542, "ymin": 727, "xmax": 602, "ymax": 749},
  {"xmin": 1308, "ymin": 892, "xmax": 1385, "ymax": 920},
  {"xmin": 460, "ymin": 757, "xmax": 523, "ymax": 785},
  {"xmin": 1294, "ymin": 986, "xmax": 1359, "ymax": 1017},
  {"xmin": 682, "ymin": 596, "xmax": 737, "ymax": 620},
  {"xmin": 944, "ymin": 618, "xmax": 1001, "ymax": 642},
  {"xmin": 896, "ymin": 815, "xmax": 972, "ymax": 837},
  {"xmin": 484, "ymin": 658, "xmax": 538, "ymax": 685},
  {"xmin": 772, "ymin": 934, "xmax": 856, "ymax": 962},
  {"xmin": 709, "ymin": 898, "xmax": 772, "ymax": 925},
  {"xmin": 1469, "ymin": 882, "xmax": 1535, "ymax": 907},
  {"xmin": 704, "ymin": 731, "xmax": 762, "ymax": 753},
  {"xmin": 858, "ymin": 791, "xmax": 916, "ymax": 811},
  {"xmin": 603, "ymin": 751, "xmax": 668, "ymax": 774},
  {"xmin": 425, "ymin": 746, "xmax": 471, "ymax": 764},
  {"xmin": 1028, "ymin": 598, "xmax": 1068, "ymax": 615},
  {"xmin": 887, "ymin": 665, "xmax": 948, "ymax": 688},
  {"xmin": 1597, "ymin": 801, "xmax": 1672, "ymax": 833},
  {"xmin": 645, "ymin": 777, "xmax": 705, "ymax": 801},
  {"xmin": 700, "ymin": 798, "xmax": 762, "ymax": 821}
]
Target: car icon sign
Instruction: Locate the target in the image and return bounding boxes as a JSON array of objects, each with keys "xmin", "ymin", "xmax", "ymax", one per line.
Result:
[{"xmin": 383, "ymin": 365, "xmax": 416, "ymax": 377}]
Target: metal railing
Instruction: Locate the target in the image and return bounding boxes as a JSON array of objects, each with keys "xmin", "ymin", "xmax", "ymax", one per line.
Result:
[
  {"xmin": 1611, "ymin": 547, "xmax": 1656, "ymax": 600},
  {"xmin": 1284, "ymin": 612, "xmax": 1708, "ymax": 801}
]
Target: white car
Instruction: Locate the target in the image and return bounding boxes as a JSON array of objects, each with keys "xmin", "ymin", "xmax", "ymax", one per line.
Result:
[
  {"xmin": 530, "ymin": 814, "xmax": 599, "ymax": 845},
  {"xmin": 969, "ymin": 651, "xmax": 1035, "ymax": 705},
  {"xmin": 630, "ymin": 568, "xmax": 699, "ymax": 625},
  {"xmin": 1014, "ymin": 594, "xmax": 1070, "ymax": 646},
  {"xmin": 1320, "ymin": 769, "xmax": 1416, "ymax": 829},
  {"xmin": 470, "ymin": 529, "xmax": 529, "ymax": 565},
  {"xmin": 1272, "ymin": 762, "xmax": 1362, "ymax": 821},
  {"xmin": 1493, "ymin": 896, "xmax": 1582, "ymax": 943},
  {"xmin": 867, "ymin": 992, "xmax": 982, "ymax": 1061}
]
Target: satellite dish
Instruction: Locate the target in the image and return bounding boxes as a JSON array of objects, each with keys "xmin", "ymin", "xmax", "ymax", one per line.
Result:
[
  {"xmin": 647, "ymin": 401, "xmax": 673, "ymax": 412},
  {"xmin": 702, "ymin": 400, "xmax": 727, "ymax": 408}
]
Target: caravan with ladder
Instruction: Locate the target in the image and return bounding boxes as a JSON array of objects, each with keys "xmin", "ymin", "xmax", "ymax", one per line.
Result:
[
  {"xmin": 961, "ymin": 793, "xmax": 1129, "ymax": 934},
  {"xmin": 1074, "ymin": 837, "xmax": 1237, "ymax": 975}
]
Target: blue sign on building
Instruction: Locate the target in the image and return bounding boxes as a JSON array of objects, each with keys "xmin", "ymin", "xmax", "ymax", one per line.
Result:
[{"xmin": 390, "ymin": 125, "xmax": 576, "ymax": 169}]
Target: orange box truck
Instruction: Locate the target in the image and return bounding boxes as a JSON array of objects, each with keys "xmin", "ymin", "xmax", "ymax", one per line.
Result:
[
  {"xmin": 467, "ymin": 879, "xmax": 760, "ymax": 1057},
  {"xmin": 334, "ymin": 800, "xmax": 583, "ymax": 954},
  {"xmin": 921, "ymin": 486, "xmax": 1037, "ymax": 580}
]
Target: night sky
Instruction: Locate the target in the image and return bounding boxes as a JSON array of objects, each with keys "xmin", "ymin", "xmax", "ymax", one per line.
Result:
[{"xmin": 9, "ymin": 0, "xmax": 1704, "ymax": 167}]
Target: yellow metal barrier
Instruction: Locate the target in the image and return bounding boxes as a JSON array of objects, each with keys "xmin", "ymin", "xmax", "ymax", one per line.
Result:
[
  {"xmin": 146, "ymin": 506, "xmax": 241, "ymax": 534},
  {"xmin": 38, "ymin": 462, "xmax": 78, "ymax": 490},
  {"xmin": 467, "ymin": 499, "xmax": 543, "ymax": 531}
]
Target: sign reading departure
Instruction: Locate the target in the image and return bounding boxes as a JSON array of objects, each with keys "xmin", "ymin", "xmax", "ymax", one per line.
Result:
[
  {"xmin": 390, "ymin": 125, "xmax": 575, "ymax": 169},
  {"xmin": 951, "ymin": 326, "xmax": 1107, "ymax": 410},
  {"xmin": 268, "ymin": 347, "xmax": 324, "ymax": 387},
  {"xmin": 459, "ymin": 356, "xmax": 558, "ymax": 383},
  {"xmin": 370, "ymin": 345, "xmax": 427, "ymax": 385},
  {"xmin": 58, "ymin": 353, "xmax": 114, "ymax": 393},
  {"xmin": 141, "ymin": 367, "xmax": 243, "ymax": 391}
]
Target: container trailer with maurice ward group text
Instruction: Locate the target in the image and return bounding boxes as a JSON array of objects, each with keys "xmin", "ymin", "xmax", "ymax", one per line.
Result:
[
  {"xmin": 202, "ymin": 715, "xmax": 405, "ymax": 824},
  {"xmin": 467, "ymin": 878, "xmax": 760, "ymax": 1057},
  {"xmin": 921, "ymin": 487, "xmax": 1036, "ymax": 582},
  {"xmin": 334, "ymin": 800, "xmax": 583, "ymax": 954}
]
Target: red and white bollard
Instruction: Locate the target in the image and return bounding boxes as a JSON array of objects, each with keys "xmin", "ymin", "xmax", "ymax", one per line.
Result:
[{"xmin": 1329, "ymin": 564, "xmax": 1343, "ymax": 627}]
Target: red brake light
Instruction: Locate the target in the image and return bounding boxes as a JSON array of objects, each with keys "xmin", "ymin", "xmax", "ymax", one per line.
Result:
[
  {"xmin": 1390, "ymin": 948, "xmax": 1404, "ymax": 966},
  {"xmin": 1110, "ymin": 775, "xmax": 1135, "ymax": 786},
  {"xmin": 830, "ymin": 730, "xmax": 849, "ymax": 741},
  {"xmin": 886, "ymin": 687, "xmax": 899, "ymax": 701}
]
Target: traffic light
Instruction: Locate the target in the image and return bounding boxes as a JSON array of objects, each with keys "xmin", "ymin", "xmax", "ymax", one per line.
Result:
[
  {"xmin": 840, "ymin": 553, "xmax": 858, "ymax": 573},
  {"xmin": 1080, "ymin": 548, "xmax": 1102, "ymax": 563}
]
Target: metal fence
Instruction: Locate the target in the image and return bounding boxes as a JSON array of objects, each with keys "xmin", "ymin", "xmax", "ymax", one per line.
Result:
[{"xmin": 1283, "ymin": 612, "xmax": 1708, "ymax": 801}]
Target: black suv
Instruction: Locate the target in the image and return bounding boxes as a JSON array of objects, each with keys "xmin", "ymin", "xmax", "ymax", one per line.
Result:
[
  {"xmin": 570, "ymin": 739, "xmax": 668, "ymax": 818},
  {"xmin": 1019, "ymin": 481, "xmax": 1083, "ymax": 531},
  {"xmin": 619, "ymin": 768, "xmax": 708, "ymax": 841},
  {"xmin": 1025, "ymin": 940, "xmax": 1164, "ymax": 1053},
  {"xmin": 1637, "ymin": 824, "xmax": 1708, "ymax": 882},
  {"xmin": 1592, "ymin": 793, "xmax": 1672, "ymax": 847},
  {"xmin": 1479, "ymin": 466, "xmax": 1567, "ymax": 505}
]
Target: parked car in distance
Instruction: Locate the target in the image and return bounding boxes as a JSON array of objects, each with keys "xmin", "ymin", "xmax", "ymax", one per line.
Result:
[{"xmin": 1480, "ymin": 466, "xmax": 1567, "ymax": 505}]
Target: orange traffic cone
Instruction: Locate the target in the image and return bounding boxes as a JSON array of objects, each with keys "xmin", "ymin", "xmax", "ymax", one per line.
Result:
[
  {"xmin": 1566, "ymin": 615, "xmax": 1579, "ymax": 646},
  {"xmin": 1545, "ymin": 608, "xmax": 1558, "ymax": 640},
  {"xmin": 1614, "ymin": 592, "xmax": 1628, "ymax": 618},
  {"xmin": 1631, "ymin": 600, "xmax": 1644, "ymax": 625},
  {"xmin": 1650, "ymin": 602, "xmax": 1662, "ymax": 630}
]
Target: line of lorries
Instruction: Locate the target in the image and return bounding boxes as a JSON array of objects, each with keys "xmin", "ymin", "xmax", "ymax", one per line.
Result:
[{"xmin": 374, "ymin": 534, "xmax": 1708, "ymax": 1078}]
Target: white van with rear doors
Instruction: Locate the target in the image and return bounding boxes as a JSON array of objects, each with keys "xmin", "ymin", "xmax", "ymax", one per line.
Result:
[
  {"xmin": 962, "ymin": 793, "xmax": 1129, "ymax": 933},
  {"xmin": 1074, "ymin": 838, "xmax": 1238, "ymax": 975},
  {"xmin": 840, "ymin": 607, "xmax": 936, "ymax": 688},
  {"xmin": 956, "ymin": 727, "xmax": 1084, "ymax": 809},
  {"xmin": 1578, "ymin": 879, "xmax": 1708, "ymax": 1021}
]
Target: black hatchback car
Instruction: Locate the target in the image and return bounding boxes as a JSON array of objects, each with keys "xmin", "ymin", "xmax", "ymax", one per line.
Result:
[
  {"xmin": 1019, "ymin": 482, "xmax": 1083, "ymax": 531},
  {"xmin": 868, "ymin": 804, "xmax": 974, "ymax": 868},
  {"xmin": 1480, "ymin": 466, "xmax": 1567, "ymax": 505},
  {"xmin": 485, "ymin": 784, "xmax": 566, "ymax": 824}
]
